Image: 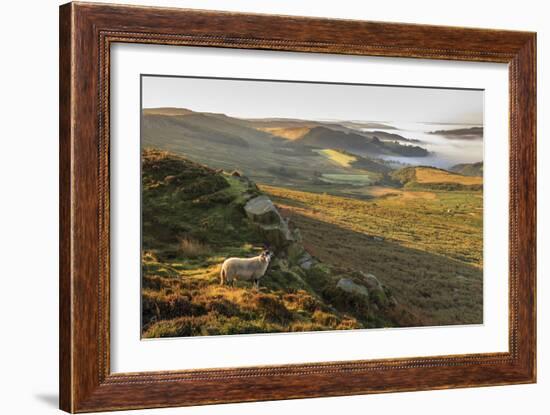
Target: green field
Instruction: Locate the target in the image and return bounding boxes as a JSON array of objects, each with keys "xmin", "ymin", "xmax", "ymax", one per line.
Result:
[
  {"xmin": 316, "ymin": 149, "xmax": 358, "ymax": 167},
  {"xmin": 320, "ymin": 173, "xmax": 375, "ymax": 186}
]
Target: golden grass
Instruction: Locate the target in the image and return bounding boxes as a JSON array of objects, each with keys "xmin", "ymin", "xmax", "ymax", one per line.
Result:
[
  {"xmin": 257, "ymin": 127, "xmax": 311, "ymax": 140},
  {"xmin": 179, "ymin": 237, "xmax": 211, "ymax": 258},
  {"xmin": 400, "ymin": 190, "xmax": 437, "ymax": 200},
  {"xmin": 415, "ymin": 167, "xmax": 483, "ymax": 185},
  {"xmin": 365, "ymin": 186, "xmax": 404, "ymax": 197},
  {"xmin": 366, "ymin": 186, "xmax": 437, "ymax": 200},
  {"xmin": 316, "ymin": 149, "xmax": 357, "ymax": 167},
  {"xmin": 260, "ymin": 183, "xmax": 484, "ymax": 326},
  {"xmin": 260, "ymin": 184, "xmax": 483, "ymax": 268}
]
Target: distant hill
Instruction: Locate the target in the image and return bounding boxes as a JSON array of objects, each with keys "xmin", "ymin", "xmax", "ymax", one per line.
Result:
[
  {"xmin": 391, "ymin": 166, "xmax": 483, "ymax": 190},
  {"xmin": 142, "ymin": 108, "xmax": 407, "ymax": 194},
  {"xmin": 256, "ymin": 126, "xmax": 311, "ymax": 140},
  {"xmin": 142, "ymin": 107, "xmax": 432, "ymax": 194},
  {"xmin": 292, "ymin": 126, "xmax": 428, "ymax": 157},
  {"xmin": 295, "ymin": 126, "xmax": 373, "ymax": 150},
  {"xmin": 429, "ymin": 126, "xmax": 483, "ymax": 139},
  {"xmin": 142, "ymin": 108, "xmax": 426, "ymax": 158},
  {"xmin": 339, "ymin": 121, "xmax": 397, "ymax": 130},
  {"xmin": 316, "ymin": 149, "xmax": 392, "ymax": 174},
  {"xmin": 252, "ymin": 122, "xmax": 420, "ymax": 144},
  {"xmin": 143, "ymin": 107, "xmax": 428, "ymax": 157},
  {"xmin": 143, "ymin": 107, "xmax": 196, "ymax": 116},
  {"xmin": 449, "ymin": 161, "xmax": 483, "ymax": 177},
  {"xmin": 369, "ymin": 130, "xmax": 422, "ymax": 143},
  {"xmin": 142, "ymin": 110, "xmax": 280, "ymax": 148}
]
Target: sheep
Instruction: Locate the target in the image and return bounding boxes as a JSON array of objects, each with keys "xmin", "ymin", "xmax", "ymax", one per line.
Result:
[{"xmin": 220, "ymin": 250, "xmax": 273, "ymax": 288}]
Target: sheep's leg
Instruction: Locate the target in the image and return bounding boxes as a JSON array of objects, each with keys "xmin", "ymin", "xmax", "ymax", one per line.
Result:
[{"xmin": 254, "ymin": 278, "xmax": 259, "ymax": 289}]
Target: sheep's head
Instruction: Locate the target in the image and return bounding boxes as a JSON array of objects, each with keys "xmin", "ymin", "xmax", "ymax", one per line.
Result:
[{"xmin": 260, "ymin": 250, "xmax": 274, "ymax": 263}]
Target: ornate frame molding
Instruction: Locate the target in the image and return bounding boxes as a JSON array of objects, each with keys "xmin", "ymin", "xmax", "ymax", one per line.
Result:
[{"xmin": 60, "ymin": 2, "xmax": 536, "ymax": 412}]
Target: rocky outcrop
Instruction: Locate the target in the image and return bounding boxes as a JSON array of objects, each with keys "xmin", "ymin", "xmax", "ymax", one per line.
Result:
[
  {"xmin": 244, "ymin": 195, "xmax": 295, "ymax": 248},
  {"xmin": 360, "ymin": 272, "xmax": 395, "ymax": 308},
  {"xmin": 362, "ymin": 273, "xmax": 383, "ymax": 291},
  {"xmin": 297, "ymin": 252, "xmax": 315, "ymax": 270},
  {"xmin": 244, "ymin": 195, "xmax": 319, "ymax": 273},
  {"xmin": 244, "ymin": 195, "xmax": 282, "ymax": 224},
  {"xmin": 335, "ymin": 272, "xmax": 396, "ymax": 309},
  {"xmin": 336, "ymin": 278, "xmax": 370, "ymax": 298},
  {"xmin": 243, "ymin": 185, "xmax": 396, "ymax": 323}
]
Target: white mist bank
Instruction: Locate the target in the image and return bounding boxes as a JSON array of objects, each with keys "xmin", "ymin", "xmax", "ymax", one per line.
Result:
[{"xmin": 361, "ymin": 122, "xmax": 483, "ymax": 169}]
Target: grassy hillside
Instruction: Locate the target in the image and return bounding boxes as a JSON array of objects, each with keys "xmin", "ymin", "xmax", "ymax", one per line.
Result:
[
  {"xmin": 257, "ymin": 126, "xmax": 311, "ymax": 140},
  {"xmin": 391, "ymin": 166, "xmax": 483, "ymax": 191},
  {"xmin": 142, "ymin": 108, "xmax": 429, "ymax": 164},
  {"xmin": 142, "ymin": 109, "xmax": 406, "ymax": 198},
  {"xmin": 315, "ymin": 149, "xmax": 392, "ymax": 174},
  {"xmin": 450, "ymin": 161, "xmax": 483, "ymax": 177},
  {"xmin": 317, "ymin": 149, "xmax": 357, "ymax": 167},
  {"xmin": 368, "ymin": 130, "xmax": 422, "ymax": 143},
  {"xmin": 261, "ymin": 184, "xmax": 483, "ymax": 325},
  {"xmin": 429, "ymin": 126, "xmax": 483, "ymax": 138},
  {"xmin": 141, "ymin": 149, "xmax": 401, "ymax": 338},
  {"xmin": 142, "ymin": 110, "xmax": 337, "ymax": 188},
  {"xmin": 293, "ymin": 126, "xmax": 428, "ymax": 157}
]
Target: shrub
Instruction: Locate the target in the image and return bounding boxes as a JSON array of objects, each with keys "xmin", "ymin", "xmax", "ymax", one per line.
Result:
[
  {"xmin": 143, "ymin": 315, "xmax": 211, "ymax": 338},
  {"xmin": 141, "ymin": 290, "xmax": 207, "ymax": 328},
  {"xmin": 250, "ymin": 293, "xmax": 293, "ymax": 324},
  {"xmin": 312, "ymin": 310, "xmax": 340, "ymax": 327},
  {"xmin": 179, "ymin": 237, "xmax": 210, "ymax": 258},
  {"xmin": 283, "ymin": 291, "xmax": 320, "ymax": 313},
  {"xmin": 204, "ymin": 298, "xmax": 242, "ymax": 318}
]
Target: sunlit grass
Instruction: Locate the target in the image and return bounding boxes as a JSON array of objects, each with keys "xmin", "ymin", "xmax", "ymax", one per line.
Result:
[
  {"xmin": 415, "ymin": 167, "xmax": 483, "ymax": 185},
  {"xmin": 316, "ymin": 149, "xmax": 357, "ymax": 167}
]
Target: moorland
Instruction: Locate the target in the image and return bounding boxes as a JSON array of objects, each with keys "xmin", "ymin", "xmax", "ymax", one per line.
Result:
[{"xmin": 141, "ymin": 107, "xmax": 483, "ymax": 337}]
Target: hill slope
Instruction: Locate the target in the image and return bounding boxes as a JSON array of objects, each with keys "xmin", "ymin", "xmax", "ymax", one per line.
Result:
[
  {"xmin": 316, "ymin": 149, "xmax": 392, "ymax": 174},
  {"xmin": 256, "ymin": 126, "xmax": 311, "ymax": 140},
  {"xmin": 429, "ymin": 126, "xmax": 483, "ymax": 139},
  {"xmin": 141, "ymin": 149, "xmax": 399, "ymax": 338},
  {"xmin": 261, "ymin": 182, "xmax": 483, "ymax": 326},
  {"xmin": 141, "ymin": 108, "xmax": 426, "ymax": 195},
  {"xmin": 391, "ymin": 166, "xmax": 483, "ymax": 190},
  {"xmin": 142, "ymin": 108, "xmax": 283, "ymax": 148},
  {"xmin": 450, "ymin": 161, "xmax": 483, "ymax": 177},
  {"xmin": 143, "ymin": 107, "xmax": 428, "ymax": 158},
  {"xmin": 293, "ymin": 126, "xmax": 428, "ymax": 157}
]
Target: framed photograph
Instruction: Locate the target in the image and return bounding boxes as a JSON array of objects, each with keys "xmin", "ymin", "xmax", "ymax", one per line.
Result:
[{"xmin": 59, "ymin": 2, "xmax": 536, "ymax": 412}]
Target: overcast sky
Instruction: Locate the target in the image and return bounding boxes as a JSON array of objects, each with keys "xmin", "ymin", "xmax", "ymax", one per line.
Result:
[{"xmin": 142, "ymin": 75, "xmax": 483, "ymax": 125}]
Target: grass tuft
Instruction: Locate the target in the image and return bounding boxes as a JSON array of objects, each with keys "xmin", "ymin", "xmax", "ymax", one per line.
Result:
[{"xmin": 179, "ymin": 237, "xmax": 211, "ymax": 258}]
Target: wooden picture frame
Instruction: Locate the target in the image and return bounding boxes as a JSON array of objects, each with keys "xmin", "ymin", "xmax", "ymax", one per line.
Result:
[{"xmin": 59, "ymin": 2, "xmax": 536, "ymax": 412}]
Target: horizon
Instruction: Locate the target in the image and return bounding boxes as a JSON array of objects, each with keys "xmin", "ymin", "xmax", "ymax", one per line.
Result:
[
  {"xmin": 142, "ymin": 75, "xmax": 484, "ymax": 125},
  {"xmin": 142, "ymin": 106, "xmax": 483, "ymax": 127}
]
